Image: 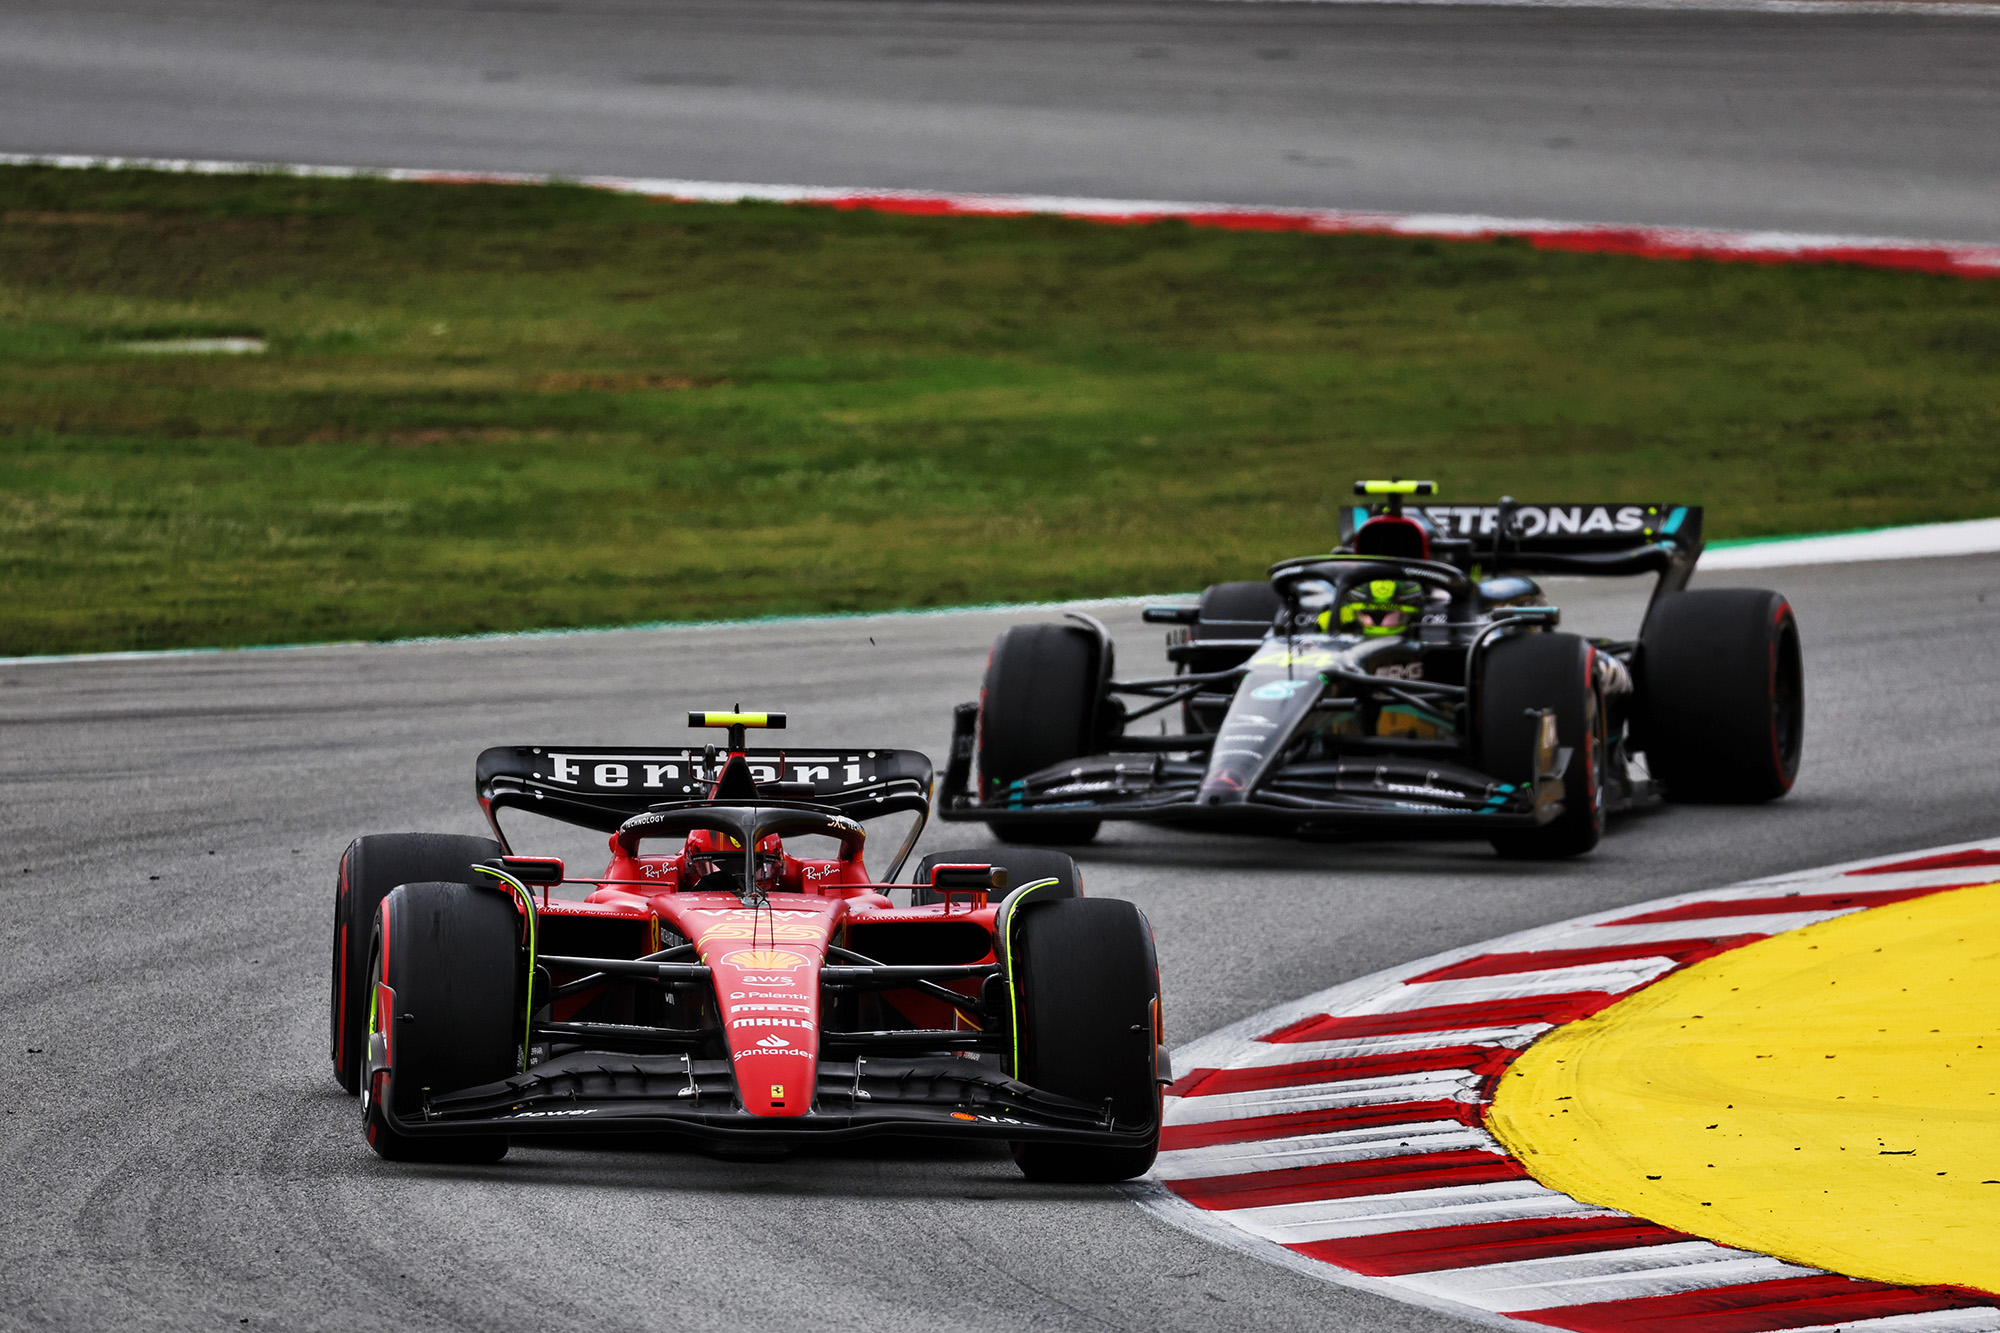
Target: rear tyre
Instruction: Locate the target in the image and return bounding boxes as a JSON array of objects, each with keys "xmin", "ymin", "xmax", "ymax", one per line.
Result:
[
  {"xmin": 911, "ymin": 848, "xmax": 1083, "ymax": 906},
  {"xmin": 1183, "ymin": 582, "xmax": 1284, "ymax": 730},
  {"xmin": 1193, "ymin": 581, "xmax": 1282, "ymax": 641},
  {"xmin": 978, "ymin": 623, "xmax": 1103, "ymax": 845},
  {"xmin": 1479, "ymin": 631, "xmax": 1605, "ymax": 860},
  {"xmin": 361, "ymin": 880, "xmax": 517, "ymax": 1163},
  {"xmin": 332, "ymin": 832, "xmax": 501, "ymax": 1094},
  {"xmin": 1007, "ymin": 898, "xmax": 1161, "ymax": 1183},
  {"xmin": 1639, "ymin": 588, "xmax": 1803, "ymax": 803}
]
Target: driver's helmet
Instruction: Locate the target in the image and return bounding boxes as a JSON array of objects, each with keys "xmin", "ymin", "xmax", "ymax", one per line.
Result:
[
  {"xmin": 1335, "ymin": 576, "xmax": 1425, "ymax": 637},
  {"xmin": 683, "ymin": 830, "xmax": 787, "ymax": 891}
]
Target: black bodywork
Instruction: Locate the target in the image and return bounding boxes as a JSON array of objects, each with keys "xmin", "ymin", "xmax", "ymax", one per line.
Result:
[{"xmin": 939, "ymin": 499, "xmax": 1704, "ymax": 838}]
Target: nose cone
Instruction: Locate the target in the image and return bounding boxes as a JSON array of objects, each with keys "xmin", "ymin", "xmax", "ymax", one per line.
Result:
[
  {"xmin": 1200, "ymin": 663, "xmax": 1325, "ymax": 807},
  {"xmin": 665, "ymin": 896, "xmax": 839, "ymax": 1118}
]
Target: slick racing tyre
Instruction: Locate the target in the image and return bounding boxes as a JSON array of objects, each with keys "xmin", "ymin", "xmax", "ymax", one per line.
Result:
[
  {"xmin": 1639, "ymin": 588, "xmax": 1803, "ymax": 803},
  {"xmin": 362, "ymin": 880, "xmax": 518, "ymax": 1164},
  {"xmin": 1193, "ymin": 580, "xmax": 1283, "ymax": 638},
  {"xmin": 1183, "ymin": 581, "xmax": 1285, "ymax": 729},
  {"xmin": 978, "ymin": 623, "xmax": 1103, "ymax": 845},
  {"xmin": 910, "ymin": 847, "xmax": 1083, "ymax": 906},
  {"xmin": 1007, "ymin": 898, "xmax": 1161, "ymax": 1183},
  {"xmin": 332, "ymin": 832, "xmax": 500, "ymax": 1094},
  {"xmin": 1479, "ymin": 630, "xmax": 1605, "ymax": 860}
]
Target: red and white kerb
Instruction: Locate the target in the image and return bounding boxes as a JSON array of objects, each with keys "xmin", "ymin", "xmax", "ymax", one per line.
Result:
[{"xmin": 1144, "ymin": 842, "xmax": 2000, "ymax": 1332}]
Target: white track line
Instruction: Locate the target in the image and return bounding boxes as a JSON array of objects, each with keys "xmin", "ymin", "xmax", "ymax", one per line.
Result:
[
  {"xmin": 1165, "ymin": 1070, "xmax": 1487, "ymax": 1125},
  {"xmin": 1156, "ymin": 1123, "xmax": 1506, "ymax": 1178}
]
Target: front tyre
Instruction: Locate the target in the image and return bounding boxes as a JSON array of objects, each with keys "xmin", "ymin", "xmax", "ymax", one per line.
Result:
[
  {"xmin": 332, "ymin": 832, "xmax": 500, "ymax": 1094},
  {"xmin": 362, "ymin": 880, "xmax": 518, "ymax": 1164},
  {"xmin": 1639, "ymin": 588, "xmax": 1803, "ymax": 803},
  {"xmin": 1479, "ymin": 631, "xmax": 1605, "ymax": 860},
  {"xmin": 1007, "ymin": 898, "xmax": 1161, "ymax": 1182},
  {"xmin": 977, "ymin": 623, "xmax": 1104, "ymax": 845}
]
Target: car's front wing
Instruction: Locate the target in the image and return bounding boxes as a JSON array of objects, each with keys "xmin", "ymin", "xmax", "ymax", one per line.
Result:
[
  {"xmin": 938, "ymin": 749, "xmax": 1569, "ymax": 836},
  {"xmin": 372, "ymin": 1050, "xmax": 1156, "ymax": 1150}
]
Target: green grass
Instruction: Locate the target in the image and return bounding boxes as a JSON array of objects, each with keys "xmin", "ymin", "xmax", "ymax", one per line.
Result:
[{"xmin": 2, "ymin": 165, "xmax": 1997, "ymax": 656}]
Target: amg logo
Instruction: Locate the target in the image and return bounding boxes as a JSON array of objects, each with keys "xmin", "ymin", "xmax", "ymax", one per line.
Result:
[{"xmin": 1416, "ymin": 505, "xmax": 1651, "ymax": 539}]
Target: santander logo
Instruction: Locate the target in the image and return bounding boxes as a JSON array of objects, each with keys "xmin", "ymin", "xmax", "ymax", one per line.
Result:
[{"xmin": 756, "ymin": 1034, "xmax": 791, "ymax": 1049}]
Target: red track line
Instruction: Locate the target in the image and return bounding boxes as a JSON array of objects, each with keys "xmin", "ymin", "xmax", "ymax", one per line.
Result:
[
  {"xmin": 1401, "ymin": 938, "xmax": 1762, "ymax": 984},
  {"xmin": 1512, "ymin": 1274, "xmax": 1990, "ymax": 1332},
  {"xmin": 8, "ymin": 154, "xmax": 1997, "ymax": 281},
  {"xmin": 811, "ymin": 193, "xmax": 2000, "ymax": 280},
  {"xmin": 1849, "ymin": 848, "xmax": 2000, "ymax": 876},
  {"xmin": 1606, "ymin": 884, "xmax": 1964, "ymax": 925},
  {"xmin": 1291, "ymin": 1215, "xmax": 1704, "ymax": 1278},
  {"xmin": 1168, "ymin": 1150, "xmax": 1530, "ymax": 1210},
  {"xmin": 1260, "ymin": 993, "xmax": 1622, "ymax": 1044},
  {"xmin": 1169, "ymin": 1045, "xmax": 1513, "ymax": 1098}
]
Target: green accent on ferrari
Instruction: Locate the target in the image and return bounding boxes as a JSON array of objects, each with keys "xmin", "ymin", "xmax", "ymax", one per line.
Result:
[{"xmin": 473, "ymin": 863, "xmax": 539, "ymax": 1071}]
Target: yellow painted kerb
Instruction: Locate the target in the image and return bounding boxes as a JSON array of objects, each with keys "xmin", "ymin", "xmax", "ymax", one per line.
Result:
[{"xmin": 1488, "ymin": 881, "xmax": 2000, "ymax": 1292}]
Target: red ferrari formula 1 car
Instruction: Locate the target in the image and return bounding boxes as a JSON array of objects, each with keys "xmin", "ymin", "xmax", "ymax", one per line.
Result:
[{"xmin": 328, "ymin": 711, "xmax": 1164, "ymax": 1181}]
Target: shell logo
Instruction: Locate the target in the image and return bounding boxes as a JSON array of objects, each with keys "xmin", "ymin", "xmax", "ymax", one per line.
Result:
[
  {"xmin": 721, "ymin": 949, "xmax": 809, "ymax": 971},
  {"xmin": 699, "ymin": 920, "xmax": 823, "ymax": 942}
]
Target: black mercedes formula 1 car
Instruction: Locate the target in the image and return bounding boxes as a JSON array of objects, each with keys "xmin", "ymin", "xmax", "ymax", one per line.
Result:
[{"xmin": 938, "ymin": 481, "xmax": 1803, "ymax": 858}]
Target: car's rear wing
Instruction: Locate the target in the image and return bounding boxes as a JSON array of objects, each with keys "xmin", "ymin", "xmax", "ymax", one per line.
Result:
[
  {"xmin": 1340, "ymin": 501, "xmax": 1703, "ymax": 589},
  {"xmin": 476, "ymin": 745, "xmax": 934, "ymax": 838}
]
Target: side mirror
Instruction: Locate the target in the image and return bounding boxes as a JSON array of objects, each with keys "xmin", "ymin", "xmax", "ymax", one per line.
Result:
[
  {"xmin": 927, "ymin": 864, "xmax": 1008, "ymax": 911},
  {"xmin": 485, "ymin": 856, "xmax": 564, "ymax": 886},
  {"xmin": 930, "ymin": 864, "xmax": 1010, "ymax": 892}
]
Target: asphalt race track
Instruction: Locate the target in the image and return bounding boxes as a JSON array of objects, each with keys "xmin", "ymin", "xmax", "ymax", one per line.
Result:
[
  {"xmin": 3, "ymin": 0, "xmax": 1999, "ymax": 241},
  {"xmin": 4, "ymin": 555, "xmax": 2000, "ymax": 1333},
  {"xmin": 5, "ymin": 5, "xmax": 2000, "ymax": 1324}
]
